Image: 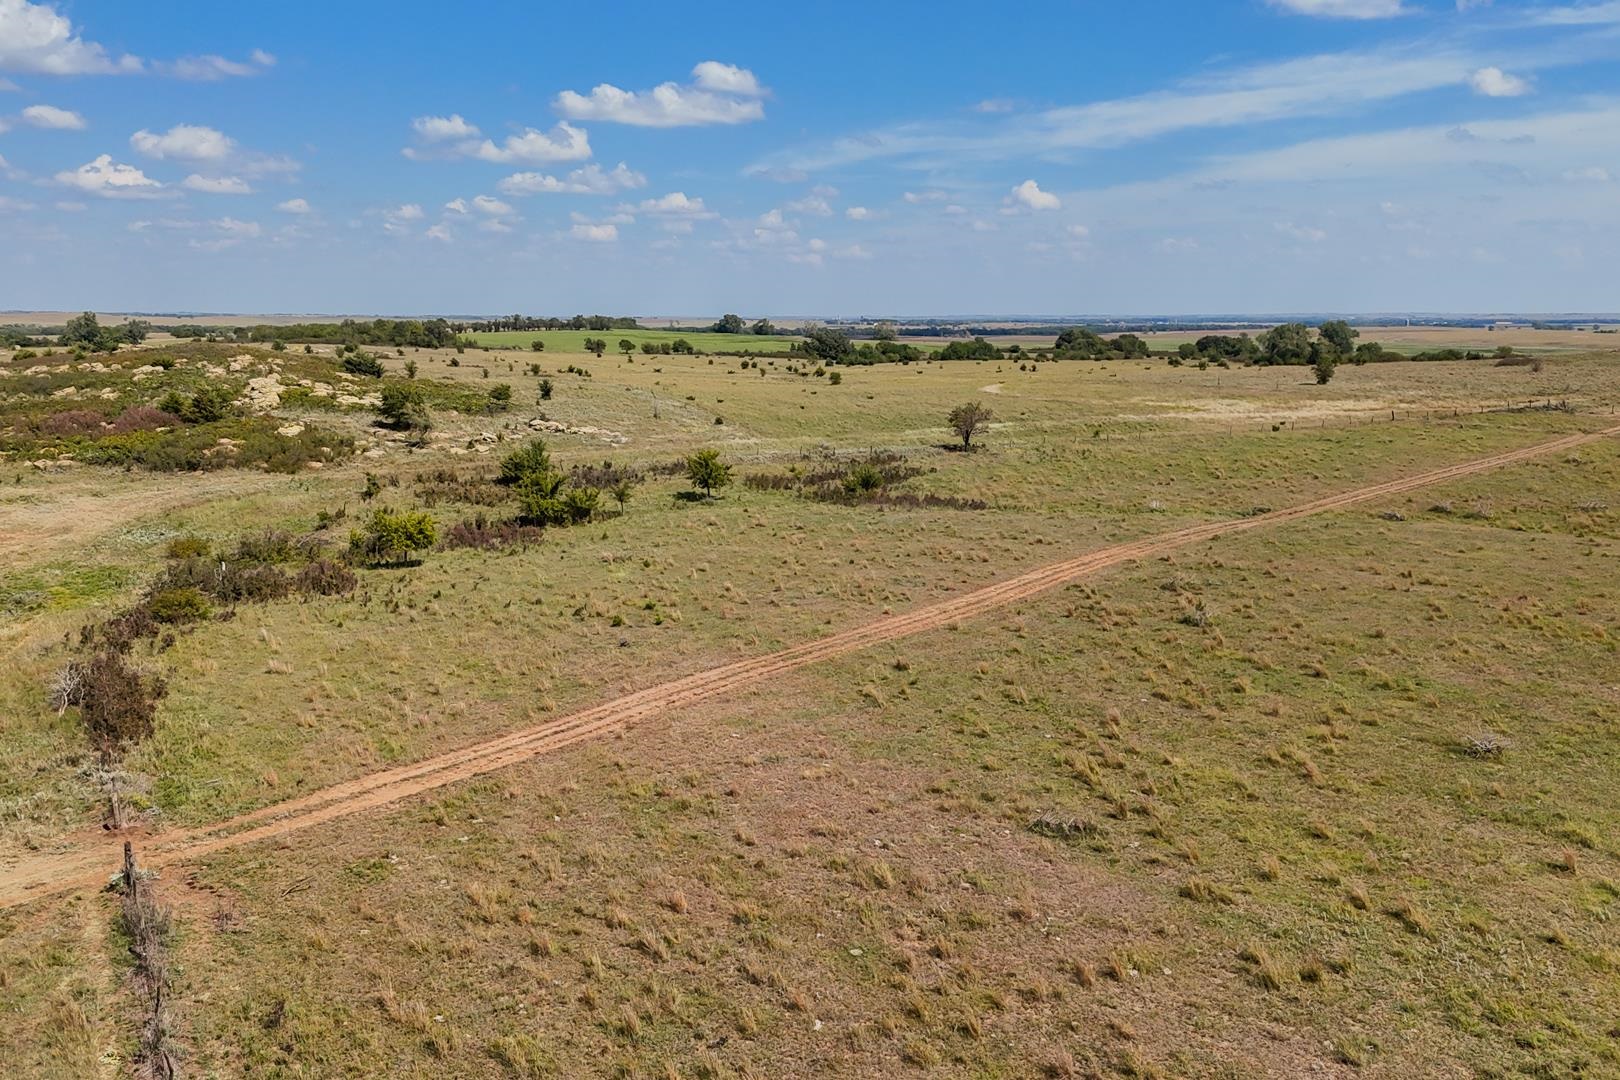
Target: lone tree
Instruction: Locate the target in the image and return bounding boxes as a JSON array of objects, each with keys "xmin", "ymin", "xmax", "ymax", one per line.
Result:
[
  {"xmin": 714, "ymin": 313, "xmax": 746, "ymax": 334},
  {"xmin": 685, "ymin": 448, "xmax": 732, "ymax": 498},
  {"xmin": 352, "ymin": 507, "xmax": 437, "ymax": 565},
  {"xmin": 947, "ymin": 401, "xmax": 994, "ymax": 450},
  {"xmin": 1313, "ymin": 350, "xmax": 1337, "ymax": 385},
  {"xmin": 583, "ymin": 337, "xmax": 607, "ymax": 357},
  {"xmin": 377, "ymin": 381, "xmax": 430, "ymax": 430}
]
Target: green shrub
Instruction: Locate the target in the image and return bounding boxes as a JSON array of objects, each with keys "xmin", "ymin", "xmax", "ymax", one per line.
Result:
[
  {"xmin": 686, "ymin": 449, "xmax": 732, "ymax": 497},
  {"xmin": 350, "ymin": 508, "xmax": 437, "ymax": 565},
  {"xmin": 164, "ymin": 536, "xmax": 210, "ymax": 559},
  {"xmin": 146, "ymin": 587, "xmax": 211, "ymax": 624},
  {"xmin": 377, "ymin": 381, "xmax": 430, "ymax": 430},
  {"xmin": 498, "ymin": 440, "xmax": 554, "ymax": 485},
  {"xmin": 342, "ymin": 353, "xmax": 385, "ymax": 378}
]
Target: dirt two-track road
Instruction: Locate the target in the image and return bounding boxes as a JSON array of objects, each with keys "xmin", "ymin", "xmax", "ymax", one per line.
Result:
[{"xmin": 3, "ymin": 424, "xmax": 1616, "ymax": 911}]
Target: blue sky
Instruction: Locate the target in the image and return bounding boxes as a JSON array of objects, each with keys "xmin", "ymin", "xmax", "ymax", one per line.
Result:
[{"xmin": 0, "ymin": 0, "xmax": 1617, "ymax": 316}]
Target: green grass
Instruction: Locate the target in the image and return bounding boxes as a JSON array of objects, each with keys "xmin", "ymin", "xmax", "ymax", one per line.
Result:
[{"xmin": 3, "ymin": 342, "xmax": 1620, "ymax": 1077}]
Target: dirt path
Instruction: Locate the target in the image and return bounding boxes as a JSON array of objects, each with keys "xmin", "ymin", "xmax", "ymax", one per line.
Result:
[{"xmin": 3, "ymin": 424, "xmax": 1615, "ymax": 911}]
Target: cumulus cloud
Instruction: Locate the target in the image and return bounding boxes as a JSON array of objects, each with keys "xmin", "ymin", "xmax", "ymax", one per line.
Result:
[
  {"xmin": 1469, "ymin": 66, "xmax": 1530, "ymax": 96},
  {"xmin": 425, "ymin": 223, "xmax": 452, "ymax": 242},
  {"xmin": 471, "ymin": 194, "xmax": 513, "ymax": 216},
  {"xmin": 691, "ymin": 61, "xmax": 766, "ymax": 96},
  {"xmin": 412, "ymin": 114, "xmax": 479, "ymax": 141},
  {"xmin": 1267, "ymin": 0, "xmax": 1407, "ymax": 17},
  {"xmin": 470, "ymin": 123, "xmax": 591, "ymax": 164},
  {"xmin": 555, "ymin": 61, "xmax": 767, "ymax": 127},
  {"xmin": 444, "ymin": 197, "xmax": 468, "ymax": 214},
  {"xmin": 1010, "ymin": 179, "xmax": 1062, "ymax": 210},
  {"xmin": 903, "ymin": 190, "xmax": 947, "ymax": 204},
  {"xmin": 845, "ymin": 206, "xmax": 870, "ymax": 220},
  {"xmin": 0, "ymin": 0, "xmax": 141, "ymax": 75},
  {"xmin": 571, "ymin": 222, "xmax": 618, "ymax": 242},
  {"xmin": 382, "ymin": 203, "xmax": 424, "ymax": 234},
  {"xmin": 1275, "ymin": 221, "xmax": 1328, "ymax": 242},
  {"xmin": 182, "ymin": 173, "xmax": 252, "ymax": 194},
  {"xmin": 20, "ymin": 103, "xmax": 83, "ymax": 129},
  {"xmin": 55, "ymin": 154, "xmax": 163, "ymax": 198},
  {"xmin": 403, "ymin": 117, "xmax": 590, "ymax": 164},
  {"xmin": 497, "ymin": 161, "xmax": 645, "ymax": 196},
  {"xmin": 130, "ymin": 124, "xmax": 236, "ymax": 162},
  {"xmin": 275, "ymin": 197, "xmax": 311, "ymax": 214},
  {"xmin": 633, "ymin": 191, "xmax": 712, "ymax": 216}
]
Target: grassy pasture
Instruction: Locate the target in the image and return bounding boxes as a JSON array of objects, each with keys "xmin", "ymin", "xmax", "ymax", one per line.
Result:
[{"xmin": 1, "ymin": 339, "xmax": 1619, "ymax": 1076}]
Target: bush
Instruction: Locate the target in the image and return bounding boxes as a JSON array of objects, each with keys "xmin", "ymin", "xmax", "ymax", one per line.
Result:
[
  {"xmin": 377, "ymin": 382, "xmax": 430, "ymax": 430},
  {"xmin": 842, "ymin": 462, "xmax": 886, "ymax": 497},
  {"xmin": 146, "ymin": 587, "xmax": 211, "ymax": 624},
  {"xmin": 342, "ymin": 353, "xmax": 385, "ymax": 378},
  {"xmin": 442, "ymin": 513, "xmax": 546, "ymax": 551},
  {"xmin": 498, "ymin": 440, "xmax": 554, "ymax": 485},
  {"xmin": 164, "ymin": 536, "xmax": 210, "ymax": 559},
  {"xmin": 488, "ymin": 383, "xmax": 513, "ymax": 411},
  {"xmin": 293, "ymin": 559, "xmax": 358, "ymax": 596},
  {"xmin": 80, "ymin": 651, "xmax": 166, "ymax": 760},
  {"xmin": 350, "ymin": 508, "xmax": 437, "ymax": 565}
]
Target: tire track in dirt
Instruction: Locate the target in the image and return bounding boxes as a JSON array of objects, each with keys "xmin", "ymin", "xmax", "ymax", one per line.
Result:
[{"xmin": 3, "ymin": 424, "xmax": 1614, "ymax": 910}]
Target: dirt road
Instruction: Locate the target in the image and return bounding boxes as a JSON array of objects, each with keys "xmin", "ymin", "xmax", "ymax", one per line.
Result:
[{"xmin": 2, "ymin": 424, "xmax": 1614, "ymax": 910}]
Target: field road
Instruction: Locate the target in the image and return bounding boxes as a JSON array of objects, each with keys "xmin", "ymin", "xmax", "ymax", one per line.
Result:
[{"xmin": 3, "ymin": 423, "xmax": 1616, "ymax": 911}]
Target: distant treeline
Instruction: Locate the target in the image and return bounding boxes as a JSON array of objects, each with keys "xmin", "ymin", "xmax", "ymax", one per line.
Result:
[{"xmin": 466, "ymin": 315, "xmax": 641, "ymax": 332}]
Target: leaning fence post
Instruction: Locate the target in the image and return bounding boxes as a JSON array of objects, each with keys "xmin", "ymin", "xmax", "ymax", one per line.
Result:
[{"xmin": 123, "ymin": 840, "xmax": 139, "ymax": 900}]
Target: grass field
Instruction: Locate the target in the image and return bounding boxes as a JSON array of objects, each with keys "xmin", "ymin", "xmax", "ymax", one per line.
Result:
[
  {"xmin": 2, "ymin": 337, "xmax": 1619, "ymax": 1077},
  {"xmin": 470, "ymin": 329, "xmax": 796, "ymax": 354}
]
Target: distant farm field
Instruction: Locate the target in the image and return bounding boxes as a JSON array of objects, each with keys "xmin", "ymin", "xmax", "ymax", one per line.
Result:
[{"xmin": 471, "ymin": 329, "xmax": 796, "ymax": 353}]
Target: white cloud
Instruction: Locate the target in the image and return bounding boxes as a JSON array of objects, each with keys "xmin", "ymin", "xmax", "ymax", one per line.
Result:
[
  {"xmin": 497, "ymin": 161, "xmax": 645, "ymax": 196},
  {"xmin": 468, "ymin": 122, "xmax": 591, "ymax": 164},
  {"xmin": 182, "ymin": 174, "xmax": 252, "ymax": 195},
  {"xmin": 444, "ymin": 197, "xmax": 468, "ymax": 214},
  {"xmin": 759, "ymin": 208, "xmax": 784, "ymax": 226},
  {"xmin": 1469, "ymin": 66, "xmax": 1530, "ymax": 96},
  {"xmin": 835, "ymin": 243, "xmax": 873, "ymax": 259},
  {"xmin": 425, "ymin": 223, "xmax": 452, "ymax": 242},
  {"xmin": 275, "ymin": 197, "xmax": 311, "ymax": 214},
  {"xmin": 786, "ymin": 194, "xmax": 833, "ymax": 216},
  {"xmin": 903, "ymin": 190, "xmax": 946, "ymax": 204},
  {"xmin": 1010, "ymin": 179, "xmax": 1061, "ymax": 210},
  {"xmin": 382, "ymin": 203, "xmax": 424, "ymax": 234},
  {"xmin": 392, "ymin": 203, "xmax": 424, "ymax": 220},
  {"xmin": 691, "ymin": 61, "xmax": 765, "ymax": 97},
  {"xmin": 634, "ymin": 191, "xmax": 711, "ymax": 216},
  {"xmin": 556, "ymin": 62, "xmax": 767, "ymax": 127},
  {"xmin": 1267, "ymin": 0, "xmax": 1407, "ymax": 16},
  {"xmin": 1523, "ymin": 1, "xmax": 1620, "ymax": 26},
  {"xmin": 130, "ymin": 124, "xmax": 236, "ymax": 162},
  {"xmin": 1562, "ymin": 166, "xmax": 1612, "ymax": 182},
  {"xmin": 20, "ymin": 103, "xmax": 82, "ymax": 129},
  {"xmin": 974, "ymin": 98, "xmax": 1016, "ymax": 114},
  {"xmin": 571, "ymin": 222, "xmax": 618, "ymax": 242},
  {"xmin": 471, "ymin": 194, "xmax": 513, "ymax": 216},
  {"xmin": 0, "ymin": 0, "xmax": 141, "ymax": 75},
  {"xmin": 845, "ymin": 206, "xmax": 870, "ymax": 220},
  {"xmin": 412, "ymin": 113, "xmax": 479, "ymax": 141},
  {"xmin": 55, "ymin": 154, "xmax": 162, "ymax": 198},
  {"xmin": 0, "ymin": 194, "xmax": 35, "ymax": 211},
  {"xmin": 161, "ymin": 51, "xmax": 274, "ymax": 80},
  {"xmin": 1065, "ymin": 224, "xmax": 1091, "ymax": 239}
]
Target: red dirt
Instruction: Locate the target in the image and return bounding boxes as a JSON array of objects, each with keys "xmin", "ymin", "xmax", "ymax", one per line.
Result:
[{"xmin": 2, "ymin": 424, "xmax": 1613, "ymax": 911}]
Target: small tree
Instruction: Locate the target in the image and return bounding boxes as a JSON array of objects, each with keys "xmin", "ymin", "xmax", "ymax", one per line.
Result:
[
  {"xmin": 352, "ymin": 507, "xmax": 436, "ymax": 565},
  {"xmin": 618, "ymin": 338, "xmax": 636, "ymax": 359},
  {"xmin": 947, "ymin": 401, "xmax": 993, "ymax": 450},
  {"xmin": 685, "ymin": 449, "xmax": 731, "ymax": 498},
  {"xmin": 404, "ymin": 358, "xmax": 418, "ymax": 379},
  {"xmin": 530, "ymin": 339, "xmax": 546, "ymax": 352},
  {"xmin": 378, "ymin": 382, "xmax": 430, "ymax": 430},
  {"xmin": 1314, "ymin": 352, "xmax": 1337, "ymax": 385},
  {"xmin": 538, "ymin": 378, "xmax": 554, "ymax": 401},
  {"xmin": 608, "ymin": 476, "xmax": 637, "ymax": 514},
  {"xmin": 498, "ymin": 440, "xmax": 553, "ymax": 485},
  {"xmin": 584, "ymin": 337, "xmax": 607, "ymax": 357},
  {"xmin": 487, "ymin": 383, "xmax": 513, "ymax": 412}
]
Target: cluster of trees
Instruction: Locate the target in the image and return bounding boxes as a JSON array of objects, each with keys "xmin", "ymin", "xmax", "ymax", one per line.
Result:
[
  {"xmin": 713, "ymin": 314, "xmax": 777, "ymax": 336},
  {"xmin": 468, "ymin": 314, "xmax": 639, "ymax": 332},
  {"xmin": 247, "ymin": 318, "xmax": 457, "ymax": 349},
  {"xmin": 58, "ymin": 312, "xmax": 152, "ymax": 353},
  {"xmin": 937, "ymin": 337, "xmax": 1001, "ymax": 361},
  {"xmin": 498, "ymin": 441, "xmax": 614, "ymax": 526},
  {"xmin": 1053, "ymin": 327, "xmax": 1150, "ymax": 359}
]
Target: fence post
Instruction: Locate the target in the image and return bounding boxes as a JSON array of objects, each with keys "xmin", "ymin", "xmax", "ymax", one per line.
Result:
[{"xmin": 123, "ymin": 840, "xmax": 138, "ymax": 900}]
